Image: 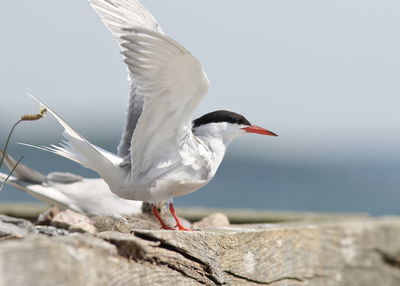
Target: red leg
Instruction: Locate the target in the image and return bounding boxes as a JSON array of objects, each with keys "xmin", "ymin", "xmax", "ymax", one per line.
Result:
[
  {"xmin": 152, "ymin": 205, "xmax": 174, "ymax": 230},
  {"xmin": 169, "ymin": 203, "xmax": 191, "ymax": 231}
]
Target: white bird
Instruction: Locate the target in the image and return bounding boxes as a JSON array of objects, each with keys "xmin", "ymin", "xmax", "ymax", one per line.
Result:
[
  {"xmin": 24, "ymin": 0, "xmax": 278, "ymax": 230},
  {"xmin": 0, "ymin": 150, "xmax": 142, "ymax": 216}
]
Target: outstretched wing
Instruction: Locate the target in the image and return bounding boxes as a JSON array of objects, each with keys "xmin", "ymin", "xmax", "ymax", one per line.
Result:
[
  {"xmin": 89, "ymin": 0, "xmax": 164, "ymax": 161},
  {"xmin": 120, "ymin": 28, "xmax": 210, "ymax": 180},
  {"xmin": 90, "ymin": 0, "xmax": 163, "ymax": 39}
]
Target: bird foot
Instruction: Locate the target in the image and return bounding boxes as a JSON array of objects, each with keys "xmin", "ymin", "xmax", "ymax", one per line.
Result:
[
  {"xmin": 152, "ymin": 205, "xmax": 175, "ymax": 230},
  {"xmin": 152, "ymin": 203, "xmax": 192, "ymax": 231},
  {"xmin": 175, "ymin": 224, "xmax": 191, "ymax": 231},
  {"xmin": 160, "ymin": 224, "xmax": 175, "ymax": 230}
]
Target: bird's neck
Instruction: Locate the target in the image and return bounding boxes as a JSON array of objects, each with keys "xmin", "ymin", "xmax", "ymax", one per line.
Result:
[
  {"xmin": 193, "ymin": 126, "xmax": 237, "ymax": 169},
  {"xmin": 200, "ymin": 136, "xmax": 228, "ymax": 163}
]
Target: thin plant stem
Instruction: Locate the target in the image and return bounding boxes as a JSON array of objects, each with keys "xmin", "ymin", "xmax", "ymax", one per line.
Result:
[
  {"xmin": 0, "ymin": 155, "xmax": 24, "ymax": 192},
  {"xmin": 0, "ymin": 119, "xmax": 22, "ymax": 169},
  {"xmin": 0, "ymin": 106, "xmax": 47, "ymax": 169}
]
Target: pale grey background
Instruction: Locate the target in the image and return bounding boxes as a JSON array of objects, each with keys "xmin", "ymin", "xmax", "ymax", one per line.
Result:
[{"xmin": 1, "ymin": 1, "xmax": 400, "ymax": 214}]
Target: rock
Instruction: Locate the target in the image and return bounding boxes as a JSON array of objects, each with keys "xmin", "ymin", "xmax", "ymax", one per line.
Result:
[
  {"xmin": 69, "ymin": 221, "xmax": 96, "ymax": 234},
  {"xmin": 51, "ymin": 209, "xmax": 86, "ymax": 229},
  {"xmin": 192, "ymin": 213, "xmax": 230, "ymax": 229},
  {"xmin": 0, "ymin": 215, "xmax": 36, "ymax": 238},
  {"xmin": 51, "ymin": 209, "xmax": 96, "ymax": 234},
  {"xmin": 36, "ymin": 206, "xmax": 60, "ymax": 225},
  {"xmin": 35, "ymin": 225, "xmax": 69, "ymax": 236}
]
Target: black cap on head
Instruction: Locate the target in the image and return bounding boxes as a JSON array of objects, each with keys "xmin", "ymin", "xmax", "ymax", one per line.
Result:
[{"xmin": 192, "ymin": 110, "xmax": 252, "ymax": 128}]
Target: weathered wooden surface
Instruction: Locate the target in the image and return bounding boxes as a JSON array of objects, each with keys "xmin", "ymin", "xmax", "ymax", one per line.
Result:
[
  {"xmin": 177, "ymin": 207, "xmax": 368, "ymax": 223},
  {"xmin": 0, "ymin": 203, "xmax": 367, "ymax": 223},
  {"xmin": 0, "ymin": 213, "xmax": 400, "ymax": 286}
]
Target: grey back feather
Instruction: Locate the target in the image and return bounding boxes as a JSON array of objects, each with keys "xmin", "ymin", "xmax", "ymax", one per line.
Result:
[
  {"xmin": 0, "ymin": 150, "xmax": 46, "ymax": 184},
  {"xmin": 46, "ymin": 172, "xmax": 83, "ymax": 184},
  {"xmin": 117, "ymin": 84, "xmax": 144, "ymax": 163}
]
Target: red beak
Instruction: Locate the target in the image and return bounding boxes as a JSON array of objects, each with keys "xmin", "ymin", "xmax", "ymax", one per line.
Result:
[{"xmin": 242, "ymin": 126, "xmax": 278, "ymax": 136}]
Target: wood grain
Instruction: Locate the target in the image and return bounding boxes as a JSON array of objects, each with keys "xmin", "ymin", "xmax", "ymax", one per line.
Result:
[{"xmin": 0, "ymin": 217, "xmax": 400, "ymax": 285}]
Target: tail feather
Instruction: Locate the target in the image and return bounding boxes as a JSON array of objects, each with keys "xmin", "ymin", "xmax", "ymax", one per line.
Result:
[
  {"xmin": 18, "ymin": 142, "xmax": 92, "ymax": 169},
  {"xmin": 25, "ymin": 94, "xmax": 123, "ymax": 177},
  {"xmin": 0, "ymin": 171, "xmax": 71, "ymax": 210},
  {"xmin": 51, "ymin": 137, "xmax": 93, "ymax": 169}
]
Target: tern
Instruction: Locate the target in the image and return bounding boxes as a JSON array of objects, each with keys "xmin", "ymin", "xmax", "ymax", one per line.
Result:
[
  {"xmin": 0, "ymin": 151, "xmax": 142, "ymax": 217},
  {"xmin": 25, "ymin": 0, "xmax": 278, "ymax": 230}
]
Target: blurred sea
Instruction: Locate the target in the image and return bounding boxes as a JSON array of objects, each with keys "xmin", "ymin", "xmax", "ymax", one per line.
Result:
[{"xmin": 1, "ymin": 138, "xmax": 399, "ymax": 216}]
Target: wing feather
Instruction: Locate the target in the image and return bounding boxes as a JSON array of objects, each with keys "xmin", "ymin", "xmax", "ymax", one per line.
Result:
[
  {"xmin": 89, "ymin": 0, "xmax": 163, "ymax": 38},
  {"xmin": 120, "ymin": 28, "xmax": 210, "ymax": 177},
  {"xmin": 89, "ymin": 0, "xmax": 164, "ymax": 161}
]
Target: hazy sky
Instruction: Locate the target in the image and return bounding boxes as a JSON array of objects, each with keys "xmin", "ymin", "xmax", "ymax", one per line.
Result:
[{"xmin": 1, "ymin": 0, "xmax": 400, "ymax": 164}]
